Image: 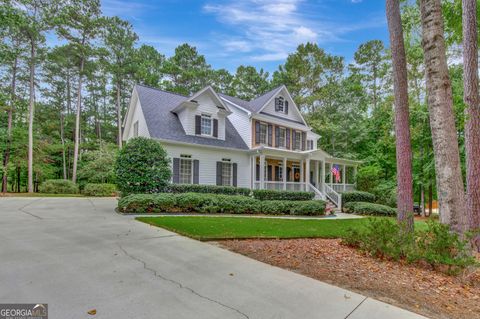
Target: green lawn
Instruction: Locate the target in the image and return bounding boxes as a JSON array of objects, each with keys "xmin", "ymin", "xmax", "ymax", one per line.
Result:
[{"xmin": 136, "ymin": 216, "xmax": 421, "ymax": 240}]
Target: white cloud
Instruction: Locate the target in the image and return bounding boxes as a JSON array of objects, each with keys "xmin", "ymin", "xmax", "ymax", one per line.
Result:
[
  {"xmin": 351, "ymin": 0, "xmax": 363, "ymax": 3},
  {"xmin": 204, "ymin": 0, "xmax": 325, "ymax": 61}
]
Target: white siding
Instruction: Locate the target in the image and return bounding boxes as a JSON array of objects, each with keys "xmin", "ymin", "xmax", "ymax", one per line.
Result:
[
  {"xmin": 176, "ymin": 108, "xmax": 194, "ymax": 135},
  {"xmin": 124, "ymin": 99, "xmax": 150, "ymax": 140},
  {"xmin": 224, "ymin": 101, "xmax": 252, "ymax": 147},
  {"xmin": 307, "ymin": 131, "xmax": 319, "ymax": 150},
  {"xmin": 162, "ymin": 142, "xmax": 251, "ymax": 188},
  {"xmin": 262, "ymin": 88, "xmax": 305, "ymax": 124}
]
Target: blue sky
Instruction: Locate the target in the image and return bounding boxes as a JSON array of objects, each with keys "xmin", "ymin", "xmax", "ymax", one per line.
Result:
[{"xmin": 101, "ymin": 0, "xmax": 388, "ymax": 73}]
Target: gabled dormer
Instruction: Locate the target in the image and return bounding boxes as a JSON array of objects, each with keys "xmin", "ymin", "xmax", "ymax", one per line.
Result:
[
  {"xmin": 172, "ymin": 86, "xmax": 231, "ymax": 141},
  {"xmin": 254, "ymin": 85, "xmax": 307, "ymax": 126}
]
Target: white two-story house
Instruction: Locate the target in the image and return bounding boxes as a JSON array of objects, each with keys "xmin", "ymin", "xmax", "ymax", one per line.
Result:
[{"xmin": 123, "ymin": 84, "xmax": 360, "ymax": 207}]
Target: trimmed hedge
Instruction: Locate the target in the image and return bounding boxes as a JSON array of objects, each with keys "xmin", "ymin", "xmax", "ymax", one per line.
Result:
[
  {"xmin": 341, "ymin": 191, "xmax": 375, "ymax": 205},
  {"xmin": 343, "ymin": 201, "xmax": 396, "ymax": 216},
  {"xmin": 39, "ymin": 179, "xmax": 79, "ymax": 194},
  {"xmin": 83, "ymin": 183, "xmax": 117, "ymax": 197},
  {"xmin": 118, "ymin": 193, "xmax": 326, "ymax": 216},
  {"xmin": 167, "ymin": 184, "xmax": 251, "ymax": 196},
  {"xmin": 252, "ymin": 189, "xmax": 315, "ymax": 201}
]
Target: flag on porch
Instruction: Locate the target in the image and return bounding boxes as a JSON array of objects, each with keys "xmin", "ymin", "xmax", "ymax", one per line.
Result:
[{"xmin": 331, "ymin": 165, "xmax": 341, "ymax": 183}]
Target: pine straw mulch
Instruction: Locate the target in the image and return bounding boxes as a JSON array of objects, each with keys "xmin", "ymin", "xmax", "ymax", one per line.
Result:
[{"xmin": 217, "ymin": 238, "xmax": 480, "ymax": 319}]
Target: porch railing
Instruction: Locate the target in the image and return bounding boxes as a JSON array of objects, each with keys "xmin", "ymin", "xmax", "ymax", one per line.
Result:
[
  {"xmin": 253, "ymin": 181, "xmax": 306, "ymax": 191},
  {"xmin": 325, "ymin": 183, "xmax": 342, "ymax": 208},
  {"xmin": 308, "ymin": 183, "xmax": 326, "ymax": 200},
  {"xmin": 331, "ymin": 184, "xmax": 356, "ymax": 192}
]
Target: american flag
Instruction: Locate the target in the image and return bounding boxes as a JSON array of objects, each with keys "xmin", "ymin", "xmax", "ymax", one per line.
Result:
[{"xmin": 331, "ymin": 165, "xmax": 341, "ymax": 183}]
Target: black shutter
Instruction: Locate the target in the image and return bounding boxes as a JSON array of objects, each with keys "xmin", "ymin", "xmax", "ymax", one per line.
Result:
[
  {"xmin": 267, "ymin": 124, "xmax": 273, "ymax": 146},
  {"xmin": 216, "ymin": 162, "xmax": 222, "ymax": 185},
  {"xmin": 173, "ymin": 158, "xmax": 180, "ymax": 183},
  {"xmin": 274, "ymin": 98, "xmax": 279, "ymax": 111},
  {"xmin": 285, "ymin": 101, "xmax": 289, "ymax": 114},
  {"xmin": 255, "ymin": 121, "xmax": 260, "ymax": 144},
  {"xmin": 292, "ymin": 130, "xmax": 296, "ymax": 149},
  {"xmin": 267, "ymin": 165, "xmax": 272, "ymax": 181},
  {"xmin": 232, "ymin": 163, "xmax": 237, "ymax": 187},
  {"xmin": 256, "ymin": 164, "xmax": 260, "ymax": 181},
  {"xmin": 286, "ymin": 128, "xmax": 290, "ymax": 149},
  {"xmin": 193, "ymin": 160, "xmax": 199, "ymax": 184},
  {"xmin": 275, "ymin": 166, "xmax": 280, "ymax": 181},
  {"xmin": 275, "ymin": 126, "xmax": 279, "ymax": 147},
  {"xmin": 213, "ymin": 119, "xmax": 218, "ymax": 137},
  {"xmin": 302, "ymin": 132, "xmax": 306, "ymax": 150},
  {"xmin": 195, "ymin": 115, "xmax": 201, "ymax": 135}
]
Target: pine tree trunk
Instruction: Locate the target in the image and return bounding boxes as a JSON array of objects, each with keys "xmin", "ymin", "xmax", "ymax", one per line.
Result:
[
  {"xmin": 386, "ymin": 0, "xmax": 414, "ymax": 232},
  {"xmin": 72, "ymin": 55, "xmax": 85, "ymax": 184},
  {"xmin": 462, "ymin": 0, "xmax": 480, "ymax": 251},
  {"xmin": 28, "ymin": 38, "xmax": 36, "ymax": 193},
  {"xmin": 60, "ymin": 111, "xmax": 67, "ymax": 180},
  {"xmin": 2, "ymin": 53, "xmax": 17, "ymax": 193},
  {"xmin": 116, "ymin": 81, "xmax": 123, "ymax": 148},
  {"xmin": 419, "ymin": 0, "xmax": 468, "ymax": 235}
]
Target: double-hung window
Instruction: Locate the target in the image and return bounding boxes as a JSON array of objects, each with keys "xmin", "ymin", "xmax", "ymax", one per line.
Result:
[
  {"xmin": 200, "ymin": 114, "xmax": 212, "ymax": 136},
  {"xmin": 221, "ymin": 159, "xmax": 232, "ymax": 186},
  {"xmin": 278, "ymin": 127, "xmax": 286, "ymax": 148},
  {"xmin": 179, "ymin": 155, "xmax": 193, "ymax": 184},
  {"xmin": 259, "ymin": 123, "xmax": 268, "ymax": 144},
  {"xmin": 295, "ymin": 132, "xmax": 302, "ymax": 150},
  {"xmin": 277, "ymin": 97, "xmax": 284, "ymax": 112}
]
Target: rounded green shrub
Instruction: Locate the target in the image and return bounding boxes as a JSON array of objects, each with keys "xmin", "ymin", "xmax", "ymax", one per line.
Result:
[
  {"xmin": 291, "ymin": 200, "xmax": 327, "ymax": 216},
  {"xmin": 39, "ymin": 179, "xmax": 79, "ymax": 194},
  {"xmin": 167, "ymin": 184, "xmax": 251, "ymax": 196},
  {"xmin": 115, "ymin": 137, "xmax": 171, "ymax": 195},
  {"xmin": 341, "ymin": 191, "xmax": 375, "ymax": 211},
  {"xmin": 343, "ymin": 201, "xmax": 396, "ymax": 216},
  {"xmin": 83, "ymin": 183, "xmax": 117, "ymax": 197}
]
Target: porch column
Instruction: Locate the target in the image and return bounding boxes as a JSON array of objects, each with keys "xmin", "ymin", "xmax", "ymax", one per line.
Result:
[
  {"xmin": 305, "ymin": 158, "xmax": 310, "ymax": 189},
  {"xmin": 282, "ymin": 157, "xmax": 287, "ymax": 190},
  {"xmin": 342, "ymin": 164, "xmax": 346, "ymax": 191},
  {"xmin": 314, "ymin": 160, "xmax": 319, "ymax": 189},
  {"xmin": 259, "ymin": 154, "xmax": 265, "ymax": 189},
  {"xmin": 300, "ymin": 159, "xmax": 304, "ymax": 191},
  {"xmin": 329, "ymin": 163, "xmax": 333, "ymax": 186},
  {"xmin": 251, "ymin": 155, "xmax": 255, "ymax": 189},
  {"xmin": 321, "ymin": 160, "xmax": 326, "ymax": 193}
]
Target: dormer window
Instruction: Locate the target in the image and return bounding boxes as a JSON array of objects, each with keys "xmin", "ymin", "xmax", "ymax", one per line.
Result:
[
  {"xmin": 275, "ymin": 96, "xmax": 289, "ymax": 114},
  {"xmin": 201, "ymin": 114, "xmax": 212, "ymax": 136}
]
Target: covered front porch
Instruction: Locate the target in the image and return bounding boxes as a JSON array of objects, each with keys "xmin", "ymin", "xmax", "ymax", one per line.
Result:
[{"xmin": 250, "ymin": 147, "xmax": 360, "ymax": 206}]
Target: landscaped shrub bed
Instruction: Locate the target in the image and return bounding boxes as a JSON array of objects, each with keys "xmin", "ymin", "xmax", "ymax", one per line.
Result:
[
  {"xmin": 341, "ymin": 191, "xmax": 375, "ymax": 208},
  {"xmin": 118, "ymin": 193, "xmax": 326, "ymax": 216},
  {"xmin": 343, "ymin": 201, "xmax": 396, "ymax": 216},
  {"xmin": 252, "ymin": 189, "xmax": 314, "ymax": 201},
  {"xmin": 39, "ymin": 179, "xmax": 79, "ymax": 194},
  {"xmin": 166, "ymin": 184, "xmax": 251, "ymax": 196},
  {"xmin": 83, "ymin": 183, "xmax": 117, "ymax": 197},
  {"xmin": 343, "ymin": 218, "xmax": 478, "ymax": 273}
]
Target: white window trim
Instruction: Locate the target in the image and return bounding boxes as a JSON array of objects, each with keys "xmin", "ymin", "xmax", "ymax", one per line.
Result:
[
  {"xmin": 179, "ymin": 156, "xmax": 193, "ymax": 184},
  {"xmin": 221, "ymin": 162, "xmax": 233, "ymax": 186},
  {"xmin": 259, "ymin": 123, "xmax": 268, "ymax": 144},
  {"xmin": 200, "ymin": 114, "xmax": 213, "ymax": 136},
  {"xmin": 295, "ymin": 133, "xmax": 302, "ymax": 150}
]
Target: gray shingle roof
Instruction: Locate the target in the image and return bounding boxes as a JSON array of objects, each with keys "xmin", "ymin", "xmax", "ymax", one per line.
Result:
[
  {"xmin": 135, "ymin": 84, "xmax": 249, "ymax": 150},
  {"xmin": 219, "ymin": 85, "xmax": 283, "ymax": 113}
]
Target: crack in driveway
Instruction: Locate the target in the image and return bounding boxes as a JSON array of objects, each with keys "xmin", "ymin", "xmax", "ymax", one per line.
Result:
[
  {"xmin": 18, "ymin": 198, "xmax": 43, "ymax": 220},
  {"xmin": 344, "ymin": 296, "xmax": 368, "ymax": 319},
  {"xmin": 117, "ymin": 243, "xmax": 249, "ymax": 319}
]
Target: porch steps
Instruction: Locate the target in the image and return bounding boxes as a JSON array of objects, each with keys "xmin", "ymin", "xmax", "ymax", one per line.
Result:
[{"xmin": 325, "ymin": 199, "xmax": 341, "ymax": 215}]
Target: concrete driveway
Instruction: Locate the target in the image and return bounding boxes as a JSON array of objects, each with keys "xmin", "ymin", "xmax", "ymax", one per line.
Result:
[{"xmin": 0, "ymin": 197, "xmax": 426, "ymax": 319}]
